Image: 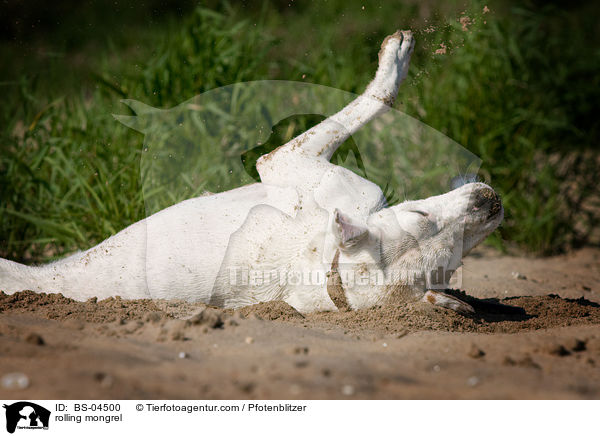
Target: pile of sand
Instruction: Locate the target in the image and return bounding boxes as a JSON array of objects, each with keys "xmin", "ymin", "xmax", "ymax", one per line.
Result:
[{"xmin": 2, "ymin": 289, "xmax": 599, "ymax": 336}]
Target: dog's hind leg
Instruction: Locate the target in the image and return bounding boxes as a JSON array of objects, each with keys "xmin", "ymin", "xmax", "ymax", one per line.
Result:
[{"xmin": 257, "ymin": 30, "xmax": 414, "ymax": 179}]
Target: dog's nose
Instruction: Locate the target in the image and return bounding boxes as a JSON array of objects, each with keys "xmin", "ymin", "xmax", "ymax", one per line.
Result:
[{"xmin": 472, "ymin": 187, "xmax": 502, "ymax": 219}]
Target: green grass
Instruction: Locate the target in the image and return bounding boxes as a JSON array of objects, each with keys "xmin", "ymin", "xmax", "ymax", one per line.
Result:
[{"xmin": 1, "ymin": 0, "xmax": 598, "ymax": 262}]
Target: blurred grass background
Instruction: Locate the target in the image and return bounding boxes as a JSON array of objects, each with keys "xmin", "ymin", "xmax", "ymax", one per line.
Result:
[{"xmin": 0, "ymin": 0, "xmax": 598, "ymax": 262}]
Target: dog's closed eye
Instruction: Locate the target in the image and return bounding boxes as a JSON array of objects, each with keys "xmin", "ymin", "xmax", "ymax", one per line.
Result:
[{"xmin": 410, "ymin": 210, "xmax": 429, "ymax": 218}]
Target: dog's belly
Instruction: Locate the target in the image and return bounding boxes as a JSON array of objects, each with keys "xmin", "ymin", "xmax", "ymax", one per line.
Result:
[{"xmin": 141, "ymin": 183, "xmax": 300, "ymax": 301}]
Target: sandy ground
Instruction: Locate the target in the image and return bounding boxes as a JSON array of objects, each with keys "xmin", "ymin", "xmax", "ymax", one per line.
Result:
[{"xmin": 1, "ymin": 246, "xmax": 600, "ymax": 399}]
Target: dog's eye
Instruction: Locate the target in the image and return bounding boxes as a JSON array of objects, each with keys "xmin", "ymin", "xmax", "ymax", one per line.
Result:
[{"xmin": 410, "ymin": 210, "xmax": 429, "ymax": 218}]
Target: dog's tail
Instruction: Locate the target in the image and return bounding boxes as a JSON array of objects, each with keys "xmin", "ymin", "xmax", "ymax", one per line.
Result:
[
  {"xmin": 0, "ymin": 257, "xmax": 49, "ymax": 295},
  {"xmin": 0, "ymin": 238, "xmax": 150, "ymax": 302}
]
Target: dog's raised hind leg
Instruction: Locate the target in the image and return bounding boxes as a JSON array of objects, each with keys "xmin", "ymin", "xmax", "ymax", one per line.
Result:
[
  {"xmin": 318, "ymin": 30, "xmax": 415, "ymax": 160},
  {"xmin": 257, "ymin": 30, "xmax": 414, "ymax": 176}
]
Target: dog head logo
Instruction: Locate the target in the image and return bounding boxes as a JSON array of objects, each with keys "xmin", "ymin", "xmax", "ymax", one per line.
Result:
[
  {"xmin": 3, "ymin": 402, "xmax": 50, "ymax": 434},
  {"xmin": 114, "ymin": 81, "xmax": 480, "ymax": 217}
]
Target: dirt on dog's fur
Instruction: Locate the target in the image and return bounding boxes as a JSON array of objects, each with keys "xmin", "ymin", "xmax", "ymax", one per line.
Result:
[{"xmin": 1, "ymin": 247, "xmax": 600, "ymax": 399}]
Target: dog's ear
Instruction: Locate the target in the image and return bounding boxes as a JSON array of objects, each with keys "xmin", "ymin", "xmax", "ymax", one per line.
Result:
[{"xmin": 333, "ymin": 209, "xmax": 368, "ymax": 249}]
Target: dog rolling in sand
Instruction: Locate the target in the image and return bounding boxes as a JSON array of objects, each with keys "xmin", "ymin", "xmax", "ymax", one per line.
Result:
[{"xmin": 0, "ymin": 31, "xmax": 503, "ymax": 314}]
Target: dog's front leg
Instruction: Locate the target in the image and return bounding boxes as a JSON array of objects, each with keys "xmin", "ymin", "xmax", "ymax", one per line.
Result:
[{"xmin": 422, "ymin": 290, "xmax": 475, "ymax": 315}]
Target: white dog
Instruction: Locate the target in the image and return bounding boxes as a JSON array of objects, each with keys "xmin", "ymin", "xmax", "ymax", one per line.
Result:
[{"xmin": 0, "ymin": 31, "xmax": 503, "ymax": 314}]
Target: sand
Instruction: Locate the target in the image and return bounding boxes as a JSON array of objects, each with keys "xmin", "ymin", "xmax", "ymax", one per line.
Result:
[{"xmin": 1, "ymin": 246, "xmax": 599, "ymax": 399}]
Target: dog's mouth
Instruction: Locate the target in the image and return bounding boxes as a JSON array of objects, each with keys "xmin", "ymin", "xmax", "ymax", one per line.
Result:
[
  {"xmin": 469, "ymin": 186, "xmax": 503, "ymax": 222},
  {"xmin": 487, "ymin": 201, "xmax": 503, "ymax": 220}
]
